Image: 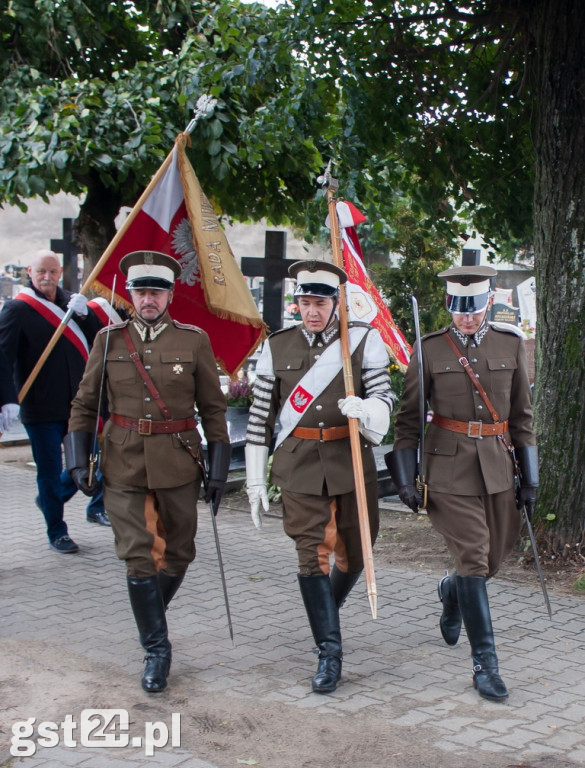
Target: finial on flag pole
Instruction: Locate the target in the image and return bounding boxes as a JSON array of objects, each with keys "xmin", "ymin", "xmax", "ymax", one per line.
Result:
[{"xmin": 186, "ymin": 95, "xmax": 218, "ymax": 134}]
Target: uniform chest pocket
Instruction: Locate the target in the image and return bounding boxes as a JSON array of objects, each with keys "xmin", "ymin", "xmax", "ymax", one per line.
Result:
[
  {"xmin": 161, "ymin": 351, "xmax": 194, "ymax": 384},
  {"xmin": 431, "ymin": 359, "xmax": 468, "ymax": 394},
  {"xmin": 488, "ymin": 357, "xmax": 517, "ymax": 392},
  {"xmin": 106, "ymin": 351, "xmax": 138, "ymax": 384}
]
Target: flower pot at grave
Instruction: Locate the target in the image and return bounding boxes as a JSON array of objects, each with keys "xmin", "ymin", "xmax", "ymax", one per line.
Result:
[{"xmin": 226, "ymin": 405, "xmax": 250, "ymax": 419}]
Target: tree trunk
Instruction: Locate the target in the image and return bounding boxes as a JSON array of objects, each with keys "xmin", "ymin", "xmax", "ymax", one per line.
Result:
[
  {"xmin": 73, "ymin": 170, "xmax": 126, "ymax": 285},
  {"xmin": 532, "ymin": 0, "xmax": 585, "ymax": 555}
]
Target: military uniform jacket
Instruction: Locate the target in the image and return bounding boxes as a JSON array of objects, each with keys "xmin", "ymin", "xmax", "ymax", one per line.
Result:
[
  {"xmin": 69, "ymin": 313, "xmax": 229, "ymax": 489},
  {"xmin": 247, "ymin": 320, "xmax": 393, "ymax": 496},
  {"xmin": 393, "ymin": 323, "xmax": 536, "ymax": 496}
]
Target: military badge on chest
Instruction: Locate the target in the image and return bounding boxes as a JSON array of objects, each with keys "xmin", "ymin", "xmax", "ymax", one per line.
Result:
[{"xmin": 173, "ymin": 364, "xmax": 183, "ymax": 375}]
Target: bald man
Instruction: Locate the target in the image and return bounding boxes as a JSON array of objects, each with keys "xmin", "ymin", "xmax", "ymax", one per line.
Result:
[{"xmin": 0, "ymin": 250, "xmax": 107, "ymax": 553}]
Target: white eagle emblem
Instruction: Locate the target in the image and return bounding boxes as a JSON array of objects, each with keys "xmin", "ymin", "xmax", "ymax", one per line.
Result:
[
  {"xmin": 171, "ymin": 218, "xmax": 200, "ymax": 286},
  {"xmin": 293, "ymin": 390, "xmax": 309, "ymax": 409}
]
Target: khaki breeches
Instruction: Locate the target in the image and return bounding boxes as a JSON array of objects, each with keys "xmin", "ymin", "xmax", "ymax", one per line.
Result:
[
  {"xmin": 281, "ymin": 481, "xmax": 379, "ymax": 577},
  {"xmin": 103, "ymin": 479, "xmax": 201, "ymax": 578},
  {"xmin": 426, "ymin": 487, "xmax": 522, "ymax": 578}
]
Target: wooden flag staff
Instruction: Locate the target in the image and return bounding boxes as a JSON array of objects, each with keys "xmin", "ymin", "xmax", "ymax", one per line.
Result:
[{"xmin": 322, "ymin": 168, "xmax": 378, "ymax": 620}]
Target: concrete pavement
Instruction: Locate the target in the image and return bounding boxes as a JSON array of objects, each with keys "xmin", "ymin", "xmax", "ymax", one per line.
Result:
[{"xmin": 1, "ymin": 455, "xmax": 585, "ymax": 768}]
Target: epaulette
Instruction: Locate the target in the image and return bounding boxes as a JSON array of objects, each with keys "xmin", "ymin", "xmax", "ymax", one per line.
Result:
[
  {"xmin": 172, "ymin": 320, "xmax": 202, "ymax": 333},
  {"xmin": 269, "ymin": 325, "xmax": 297, "ymax": 338},
  {"xmin": 98, "ymin": 319, "xmax": 129, "ymax": 334},
  {"xmin": 489, "ymin": 321, "xmax": 527, "ymax": 339},
  {"xmin": 422, "ymin": 326, "xmax": 450, "ymax": 341}
]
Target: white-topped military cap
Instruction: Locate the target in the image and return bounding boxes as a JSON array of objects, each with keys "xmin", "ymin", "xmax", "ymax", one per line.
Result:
[
  {"xmin": 438, "ymin": 265, "xmax": 497, "ymax": 314},
  {"xmin": 120, "ymin": 251, "xmax": 182, "ymax": 290},
  {"xmin": 289, "ymin": 259, "xmax": 348, "ymax": 298}
]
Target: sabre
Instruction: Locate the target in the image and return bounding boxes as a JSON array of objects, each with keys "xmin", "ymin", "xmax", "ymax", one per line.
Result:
[
  {"xmin": 89, "ymin": 275, "xmax": 117, "ymax": 486},
  {"xmin": 411, "ymin": 296, "xmax": 428, "ymax": 509},
  {"xmin": 522, "ymin": 505, "xmax": 553, "ymax": 620}
]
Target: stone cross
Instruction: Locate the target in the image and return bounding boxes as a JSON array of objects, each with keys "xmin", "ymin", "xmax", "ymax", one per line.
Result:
[
  {"xmin": 50, "ymin": 218, "xmax": 79, "ymax": 291},
  {"xmin": 241, "ymin": 231, "xmax": 295, "ymax": 332}
]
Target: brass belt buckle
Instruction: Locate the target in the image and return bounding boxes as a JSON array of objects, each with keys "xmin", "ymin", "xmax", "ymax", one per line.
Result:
[
  {"xmin": 467, "ymin": 420, "xmax": 483, "ymax": 439},
  {"xmin": 138, "ymin": 418, "xmax": 152, "ymax": 436}
]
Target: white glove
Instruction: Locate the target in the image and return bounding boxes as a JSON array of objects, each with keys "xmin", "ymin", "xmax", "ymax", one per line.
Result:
[
  {"xmin": 67, "ymin": 293, "xmax": 89, "ymax": 316},
  {"xmin": 1, "ymin": 403, "xmax": 20, "ymax": 432},
  {"xmin": 338, "ymin": 395, "xmax": 391, "ymax": 446},
  {"xmin": 0, "ymin": 414, "xmax": 4, "ymax": 435},
  {"xmin": 245, "ymin": 444, "xmax": 270, "ymax": 529}
]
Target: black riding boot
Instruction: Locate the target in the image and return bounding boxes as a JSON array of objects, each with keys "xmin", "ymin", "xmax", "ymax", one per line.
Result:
[
  {"xmin": 157, "ymin": 570, "xmax": 185, "ymax": 611},
  {"xmin": 298, "ymin": 574, "xmax": 342, "ymax": 693},
  {"xmin": 330, "ymin": 565, "xmax": 361, "ymax": 609},
  {"xmin": 437, "ymin": 571, "xmax": 462, "ymax": 646},
  {"xmin": 127, "ymin": 576, "xmax": 172, "ymax": 693},
  {"xmin": 456, "ymin": 575, "xmax": 508, "ymax": 702}
]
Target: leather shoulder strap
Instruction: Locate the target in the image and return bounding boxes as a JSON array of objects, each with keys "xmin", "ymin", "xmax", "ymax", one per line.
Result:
[{"xmin": 121, "ymin": 326, "xmax": 173, "ymax": 420}]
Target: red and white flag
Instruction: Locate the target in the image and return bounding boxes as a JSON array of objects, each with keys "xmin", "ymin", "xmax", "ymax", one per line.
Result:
[
  {"xmin": 333, "ymin": 201, "xmax": 412, "ymax": 370},
  {"xmin": 90, "ymin": 133, "xmax": 267, "ymax": 375}
]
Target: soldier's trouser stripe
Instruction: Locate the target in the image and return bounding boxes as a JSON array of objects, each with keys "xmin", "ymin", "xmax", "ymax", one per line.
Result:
[
  {"xmin": 103, "ymin": 480, "xmax": 200, "ymax": 578},
  {"xmin": 144, "ymin": 491, "xmax": 167, "ymax": 573},
  {"xmin": 317, "ymin": 499, "xmax": 338, "ymax": 575},
  {"xmin": 281, "ymin": 482, "xmax": 379, "ymax": 577}
]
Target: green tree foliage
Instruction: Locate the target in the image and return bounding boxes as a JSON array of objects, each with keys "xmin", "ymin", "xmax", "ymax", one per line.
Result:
[{"xmin": 0, "ymin": 0, "xmax": 333, "ymax": 263}]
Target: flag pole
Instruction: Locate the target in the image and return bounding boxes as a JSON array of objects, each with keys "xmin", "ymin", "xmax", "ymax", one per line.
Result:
[
  {"xmin": 322, "ymin": 166, "xmax": 378, "ymax": 620},
  {"xmin": 16, "ymin": 95, "xmax": 220, "ymax": 404},
  {"xmin": 17, "ymin": 148, "xmax": 176, "ymax": 403}
]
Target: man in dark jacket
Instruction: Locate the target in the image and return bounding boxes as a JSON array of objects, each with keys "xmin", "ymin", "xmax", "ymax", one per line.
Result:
[
  {"xmin": 0, "ymin": 249, "xmax": 108, "ymax": 553},
  {"xmin": 0, "ymin": 345, "xmax": 19, "ymax": 435}
]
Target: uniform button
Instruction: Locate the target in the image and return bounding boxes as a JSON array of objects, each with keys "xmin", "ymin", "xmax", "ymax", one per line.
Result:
[
  {"xmin": 477, "ymin": 405, "xmax": 483, "ymax": 411},
  {"xmin": 118, "ymin": 355, "xmax": 124, "ymax": 359},
  {"xmin": 315, "ymin": 354, "xmax": 320, "ymax": 359},
  {"xmin": 317, "ymin": 343, "xmax": 323, "ymax": 348},
  {"xmin": 471, "ymin": 358, "xmax": 478, "ymax": 363},
  {"xmin": 286, "ymin": 365, "xmax": 291, "ymax": 369},
  {"xmin": 316, "ymin": 405, "xmax": 323, "ymax": 411},
  {"xmin": 145, "ymin": 397, "xmax": 151, "ymax": 402},
  {"xmin": 501, "ymin": 363, "xmax": 506, "ymax": 368},
  {"xmin": 175, "ymin": 357, "xmax": 180, "ymax": 361},
  {"xmin": 434, "ymin": 447, "xmax": 439, "ymax": 453},
  {"xmin": 145, "ymin": 349, "xmax": 152, "ymax": 354},
  {"xmin": 475, "ymin": 390, "xmax": 480, "ymax": 395},
  {"xmin": 445, "ymin": 366, "xmax": 451, "ymax": 371},
  {"xmin": 145, "ymin": 414, "xmax": 152, "ymax": 418},
  {"xmin": 145, "ymin": 364, "xmax": 151, "ymax": 370},
  {"xmin": 471, "ymin": 343, "xmax": 477, "ymax": 348},
  {"xmin": 318, "ymin": 422, "xmax": 325, "ymax": 428}
]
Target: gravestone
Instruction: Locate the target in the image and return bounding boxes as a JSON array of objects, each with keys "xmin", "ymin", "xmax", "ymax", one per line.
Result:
[
  {"xmin": 50, "ymin": 218, "xmax": 79, "ymax": 292},
  {"xmin": 241, "ymin": 231, "xmax": 295, "ymax": 332},
  {"xmin": 490, "ymin": 303, "xmax": 520, "ymax": 325}
]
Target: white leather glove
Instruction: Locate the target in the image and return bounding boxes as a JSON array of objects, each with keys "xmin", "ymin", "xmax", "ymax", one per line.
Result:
[
  {"xmin": 245, "ymin": 444, "xmax": 270, "ymax": 529},
  {"xmin": 67, "ymin": 293, "xmax": 89, "ymax": 316},
  {"xmin": 1, "ymin": 403, "xmax": 20, "ymax": 431},
  {"xmin": 338, "ymin": 395, "xmax": 391, "ymax": 446}
]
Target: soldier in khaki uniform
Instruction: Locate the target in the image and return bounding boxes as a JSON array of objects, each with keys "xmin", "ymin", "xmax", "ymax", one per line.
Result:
[
  {"xmin": 245, "ymin": 260, "xmax": 395, "ymax": 693},
  {"xmin": 387, "ymin": 265, "xmax": 538, "ymax": 702},
  {"xmin": 65, "ymin": 251, "xmax": 230, "ymax": 693}
]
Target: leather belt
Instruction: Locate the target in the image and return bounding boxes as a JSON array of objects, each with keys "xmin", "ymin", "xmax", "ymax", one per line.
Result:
[
  {"xmin": 431, "ymin": 414, "xmax": 508, "ymax": 439},
  {"xmin": 110, "ymin": 413, "xmax": 197, "ymax": 436},
  {"xmin": 291, "ymin": 425, "xmax": 350, "ymax": 442}
]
